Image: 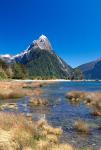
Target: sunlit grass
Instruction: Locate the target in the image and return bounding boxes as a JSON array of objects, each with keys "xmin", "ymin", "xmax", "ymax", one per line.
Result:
[
  {"xmin": 0, "ymin": 112, "xmax": 75, "ymax": 150},
  {"xmin": 74, "ymin": 120, "xmax": 90, "ymax": 134}
]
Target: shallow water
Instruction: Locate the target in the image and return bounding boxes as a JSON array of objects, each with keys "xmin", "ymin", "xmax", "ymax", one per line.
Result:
[
  {"xmin": 42, "ymin": 82, "xmax": 101, "ymax": 149},
  {"xmin": 1, "ymin": 81, "xmax": 101, "ymax": 149}
]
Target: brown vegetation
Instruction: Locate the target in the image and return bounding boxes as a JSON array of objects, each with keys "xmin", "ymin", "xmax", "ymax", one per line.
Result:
[
  {"xmin": 74, "ymin": 120, "xmax": 90, "ymax": 134},
  {"xmin": 66, "ymin": 91, "xmax": 85, "ymax": 102},
  {"xmin": 0, "ymin": 81, "xmax": 46, "ymax": 100},
  {"xmin": 0, "ymin": 89, "xmax": 25, "ymax": 99},
  {"xmin": 22, "ymin": 81, "xmax": 54, "ymax": 89},
  {"xmin": 29, "ymin": 97, "xmax": 48, "ymax": 106},
  {"xmin": 0, "ymin": 103, "xmax": 18, "ymax": 110},
  {"xmin": 33, "ymin": 88, "xmax": 44, "ymax": 96},
  {"xmin": 66, "ymin": 91, "xmax": 101, "ymax": 116},
  {"xmin": 0, "ymin": 112, "xmax": 74, "ymax": 150}
]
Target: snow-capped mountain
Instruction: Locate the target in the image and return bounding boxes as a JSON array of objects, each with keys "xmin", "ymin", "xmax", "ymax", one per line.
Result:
[
  {"xmin": 11, "ymin": 35, "xmax": 54, "ymax": 63},
  {"xmin": 0, "ymin": 35, "xmax": 73, "ymax": 79},
  {"xmin": 27, "ymin": 35, "xmax": 52, "ymax": 51},
  {"xmin": 0, "ymin": 35, "xmax": 52, "ymax": 62}
]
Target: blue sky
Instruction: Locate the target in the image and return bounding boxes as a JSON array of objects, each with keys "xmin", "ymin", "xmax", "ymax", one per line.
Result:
[{"xmin": 0, "ymin": 0, "xmax": 101, "ymax": 67}]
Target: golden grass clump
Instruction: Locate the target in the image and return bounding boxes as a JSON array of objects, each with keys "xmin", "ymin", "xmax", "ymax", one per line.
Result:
[
  {"xmin": 0, "ymin": 89, "xmax": 25, "ymax": 99},
  {"xmin": 66, "ymin": 91, "xmax": 101, "ymax": 116},
  {"xmin": 0, "ymin": 112, "xmax": 75, "ymax": 150},
  {"xmin": 66, "ymin": 91, "xmax": 85, "ymax": 103},
  {"xmin": 36, "ymin": 140, "xmax": 75, "ymax": 150},
  {"xmin": 91, "ymin": 101, "xmax": 101, "ymax": 116},
  {"xmin": 74, "ymin": 120, "xmax": 90, "ymax": 134},
  {"xmin": 0, "ymin": 103, "xmax": 18, "ymax": 110},
  {"xmin": 0, "ymin": 129, "xmax": 18, "ymax": 150},
  {"xmin": 36, "ymin": 139, "xmax": 49, "ymax": 150},
  {"xmin": 66, "ymin": 91, "xmax": 101, "ymax": 104},
  {"xmin": 37, "ymin": 119, "xmax": 62, "ymax": 136},
  {"xmin": 29, "ymin": 97, "xmax": 48, "ymax": 106},
  {"xmin": 0, "ymin": 112, "xmax": 37, "ymax": 149},
  {"xmin": 47, "ymin": 134, "xmax": 58, "ymax": 143},
  {"xmin": 42, "ymin": 124, "xmax": 62, "ymax": 136},
  {"xmin": 50, "ymin": 144, "xmax": 75, "ymax": 150},
  {"xmin": 0, "ymin": 81, "xmax": 46, "ymax": 100},
  {"xmin": 0, "ymin": 81, "xmax": 29, "ymax": 91}
]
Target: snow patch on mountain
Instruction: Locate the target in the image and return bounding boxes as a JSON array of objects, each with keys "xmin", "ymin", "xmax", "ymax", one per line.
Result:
[
  {"xmin": 0, "ymin": 35, "xmax": 53, "ymax": 62},
  {"xmin": 0, "ymin": 54, "xmax": 12, "ymax": 58},
  {"xmin": 27, "ymin": 35, "xmax": 52, "ymax": 51}
]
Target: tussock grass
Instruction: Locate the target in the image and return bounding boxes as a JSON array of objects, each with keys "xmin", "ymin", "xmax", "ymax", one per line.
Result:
[
  {"xmin": 66, "ymin": 91, "xmax": 101, "ymax": 104},
  {"xmin": 0, "ymin": 81, "xmax": 53, "ymax": 100},
  {"xmin": 0, "ymin": 103, "xmax": 18, "ymax": 110},
  {"xmin": 22, "ymin": 81, "xmax": 52, "ymax": 89},
  {"xmin": 50, "ymin": 144, "xmax": 75, "ymax": 150},
  {"xmin": 66, "ymin": 91, "xmax": 85, "ymax": 101},
  {"xmin": 66, "ymin": 91, "xmax": 101, "ymax": 116},
  {"xmin": 91, "ymin": 101, "xmax": 101, "ymax": 116},
  {"xmin": 0, "ymin": 81, "xmax": 44, "ymax": 100},
  {"xmin": 0, "ymin": 81, "xmax": 27, "ymax": 99},
  {"xmin": 0, "ymin": 89, "xmax": 25, "ymax": 99},
  {"xmin": 74, "ymin": 120, "xmax": 90, "ymax": 134},
  {"xmin": 0, "ymin": 112, "xmax": 75, "ymax": 150},
  {"xmin": 0, "ymin": 112, "xmax": 38, "ymax": 149},
  {"xmin": 29, "ymin": 97, "xmax": 48, "ymax": 106}
]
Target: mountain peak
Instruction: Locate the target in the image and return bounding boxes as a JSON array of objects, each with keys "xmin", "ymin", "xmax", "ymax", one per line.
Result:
[
  {"xmin": 28, "ymin": 35, "xmax": 52, "ymax": 51},
  {"xmin": 39, "ymin": 34, "xmax": 48, "ymax": 40}
]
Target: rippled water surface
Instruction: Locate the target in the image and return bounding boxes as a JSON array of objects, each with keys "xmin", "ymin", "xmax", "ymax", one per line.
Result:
[{"xmin": 1, "ymin": 81, "xmax": 101, "ymax": 149}]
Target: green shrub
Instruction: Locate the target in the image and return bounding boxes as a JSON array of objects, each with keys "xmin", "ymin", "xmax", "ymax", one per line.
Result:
[{"xmin": 0, "ymin": 69, "xmax": 7, "ymax": 80}]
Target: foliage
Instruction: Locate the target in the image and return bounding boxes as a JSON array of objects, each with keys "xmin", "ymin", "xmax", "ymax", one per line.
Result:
[
  {"xmin": 72, "ymin": 68, "xmax": 84, "ymax": 80},
  {"xmin": 25, "ymin": 49, "xmax": 72, "ymax": 79},
  {"xmin": 0, "ymin": 59, "xmax": 8, "ymax": 79},
  {"xmin": 11, "ymin": 63, "xmax": 28, "ymax": 79},
  {"xmin": 0, "ymin": 68, "xmax": 7, "ymax": 80},
  {"xmin": 0, "ymin": 51, "xmax": 84, "ymax": 80}
]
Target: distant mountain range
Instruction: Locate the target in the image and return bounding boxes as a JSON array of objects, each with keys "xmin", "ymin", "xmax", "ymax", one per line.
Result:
[
  {"xmin": 78, "ymin": 58, "xmax": 101, "ymax": 80},
  {"xmin": 0, "ymin": 35, "xmax": 76, "ymax": 79}
]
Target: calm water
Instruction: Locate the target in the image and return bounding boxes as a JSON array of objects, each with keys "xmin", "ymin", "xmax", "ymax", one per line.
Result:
[
  {"xmin": 1, "ymin": 81, "xmax": 101, "ymax": 149},
  {"xmin": 42, "ymin": 82, "xmax": 101, "ymax": 149}
]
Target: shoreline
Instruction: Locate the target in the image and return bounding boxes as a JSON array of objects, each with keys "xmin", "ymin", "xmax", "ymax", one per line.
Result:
[
  {"xmin": 0, "ymin": 79, "xmax": 101, "ymax": 83},
  {"xmin": 13, "ymin": 79, "xmax": 101, "ymax": 82}
]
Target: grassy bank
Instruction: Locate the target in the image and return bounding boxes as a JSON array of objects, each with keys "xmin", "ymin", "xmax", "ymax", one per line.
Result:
[
  {"xmin": 0, "ymin": 81, "xmax": 48, "ymax": 99},
  {"xmin": 0, "ymin": 112, "xmax": 74, "ymax": 150}
]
